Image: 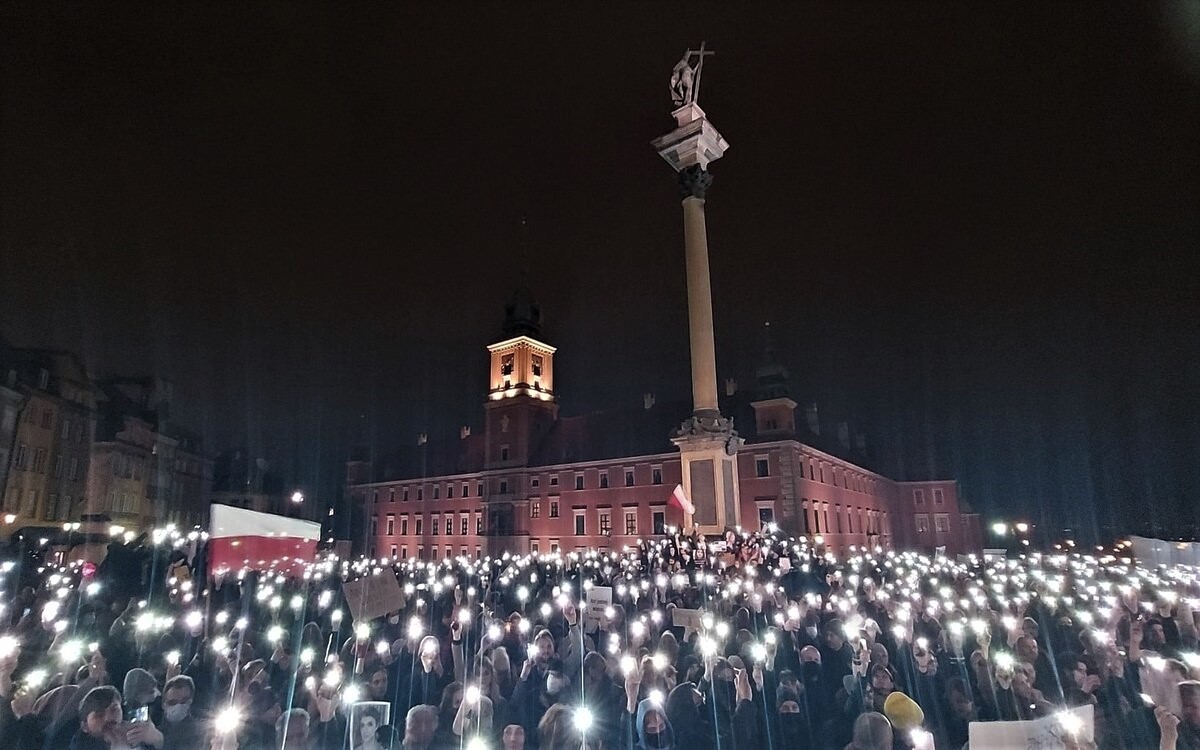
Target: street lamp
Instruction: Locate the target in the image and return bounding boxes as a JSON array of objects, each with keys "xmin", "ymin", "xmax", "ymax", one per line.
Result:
[
  {"xmin": 291, "ymin": 491, "xmax": 304, "ymax": 504},
  {"xmin": 992, "ymin": 522, "xmax": 1008, "ymax": 537}
]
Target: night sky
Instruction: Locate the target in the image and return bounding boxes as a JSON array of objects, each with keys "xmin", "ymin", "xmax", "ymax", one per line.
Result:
[{"xmin": 2, "ymin": 4, "xmax": 1198, "ymax": 540}]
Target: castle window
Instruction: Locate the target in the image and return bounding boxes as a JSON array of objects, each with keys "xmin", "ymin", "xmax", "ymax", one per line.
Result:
[
  {"xmin": 652, "ymin": 511, "xmax": 665, "ymax": 535},
  {"xmin": 755, "ymin": 456, "xmax": 769, "ymax": 478}
]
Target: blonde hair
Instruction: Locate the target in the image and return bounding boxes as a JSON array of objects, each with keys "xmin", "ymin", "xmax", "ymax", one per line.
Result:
[{"xmin": 538, "ymin": 703, "xmax": 583, "ymax": 749}]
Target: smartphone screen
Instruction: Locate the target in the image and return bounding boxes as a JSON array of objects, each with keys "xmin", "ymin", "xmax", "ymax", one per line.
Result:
[{"xmin": 132, "ymin": 706, "xmax": 149, "ymax": 722}]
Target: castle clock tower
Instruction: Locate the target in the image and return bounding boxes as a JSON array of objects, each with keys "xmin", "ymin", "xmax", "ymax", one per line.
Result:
[{"xmin": 482, "ymin": 287, "xmax": 558, "ymax": 553}]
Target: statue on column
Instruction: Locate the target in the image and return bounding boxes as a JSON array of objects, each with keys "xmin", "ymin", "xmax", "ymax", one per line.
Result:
[{"xmin": 670, "ymin": 42, "xmax": 715, "ymax": 108}]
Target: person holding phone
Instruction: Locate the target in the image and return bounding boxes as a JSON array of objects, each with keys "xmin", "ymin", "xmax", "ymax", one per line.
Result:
[
  {"xmin": 1157, "ymin": 681, "xmax": 1200, "ymax": 750},
  {"xmin": 121, "ymin": 668, "xmax": 163, "ymax": 749},
  {"xmin": 70, "ymin": 686, "xmax": 124, "ymax": 750}
]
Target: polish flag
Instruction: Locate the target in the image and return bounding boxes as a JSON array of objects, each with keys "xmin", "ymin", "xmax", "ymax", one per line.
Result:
[
  {"xmin": 669, "ymin": 484, "xmax": 695, "ymax": 515},
  {"xmin": 208, "ymin": 504, "xmax": 322, "ymax": 577}
]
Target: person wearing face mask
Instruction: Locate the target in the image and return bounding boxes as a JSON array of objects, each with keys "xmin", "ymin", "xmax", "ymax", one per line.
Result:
[
  {"xmin": 633, "ymin": 696, "xmax": 675, "ymax": 750},
  {"xmin": 701, "ymin": 657, "xmax": 757, "ymax": 748},
  {"xmin": 664, "ymin": 682, "xmax": 712, "ymax": 749},
  {"xmin": 773, "ymin": 686, "xmax": 812, "ymax": 749},
  {"xmin": 797, "ymin": 646, "xmax": 829, "ymax": 721},
  {"xmin": 157, "ymin": 676, "xmax": 203, "ymax": 750},
  {"xmin": 505, "ymin": 627, "xmax": 565, "ymax": 743}
]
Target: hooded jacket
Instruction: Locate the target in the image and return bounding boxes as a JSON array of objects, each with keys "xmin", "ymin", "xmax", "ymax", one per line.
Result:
[
  {"xmin": 635, "ymin": 698, "xmax": 675, "ymax": 750},
  {"xmin": 665, "ymin": 682, "xmax": 712, "ymax": 750}
]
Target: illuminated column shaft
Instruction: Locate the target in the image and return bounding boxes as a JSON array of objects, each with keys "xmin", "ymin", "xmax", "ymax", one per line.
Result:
[
  {"xmin": 681, "ymin": 186, "xmax": 720, "ymax": 417},
  {"xmin": 654, "ymin": 101, "xmax": 739, "ymax": 535}
]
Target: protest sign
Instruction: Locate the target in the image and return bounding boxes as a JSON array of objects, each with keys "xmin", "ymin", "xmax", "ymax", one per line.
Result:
[
  {"xmin": 1140, "ymin": 658, "xmax": 1184, "ymax": 717},
  {"xmin": 342, "ymin": 574, "xmax": 406, "ymax": 623},
  {"xmin": 968, "ymin": 704, "xmax": 1093, "ymax": 749},
  {"xmin": 672, "ymin": 607, "xmax": 704, "ymax": 635},
  {"xmin": 585, "ymin": 585, "xmax": 612, "ymax": 630}
]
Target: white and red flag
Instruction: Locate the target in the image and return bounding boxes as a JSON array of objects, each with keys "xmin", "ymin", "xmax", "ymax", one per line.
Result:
[
  {"xmin": 669, "ymin": 484, "xmax": 695, "ymax": 515},
  {"xmin": 208, "ymin": 504, "xmax": 321, "ymax": 576}
]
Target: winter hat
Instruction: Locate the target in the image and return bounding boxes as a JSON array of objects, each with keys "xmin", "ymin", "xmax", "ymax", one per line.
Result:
[
  {"xmin": 123, "ymin": 668, "xmax": 160, "ymax": 706},
  {"xmin": 882, "ymin": 691, "xmax": 924, "ymax": 731}
]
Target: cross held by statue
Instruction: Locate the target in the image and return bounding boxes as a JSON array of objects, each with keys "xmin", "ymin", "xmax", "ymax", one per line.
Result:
[{"xmin": 671, "ymin": 41, "xmax": 716, "ymax": 108}]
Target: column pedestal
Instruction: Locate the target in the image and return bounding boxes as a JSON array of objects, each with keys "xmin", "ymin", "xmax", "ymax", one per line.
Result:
[{"xmin": 672, "ymin": 414, "xmax": 743, "ymax": 535}]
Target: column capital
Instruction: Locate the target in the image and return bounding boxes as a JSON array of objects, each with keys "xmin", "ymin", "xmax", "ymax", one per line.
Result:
[{"xmin": 677, "ymin": 165, "xmax": 712, "ymax": 200}]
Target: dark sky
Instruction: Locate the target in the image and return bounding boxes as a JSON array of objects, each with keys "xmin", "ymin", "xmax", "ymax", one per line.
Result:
[{"xmin": 2, "ymin": 4, "xmax": 1198, "ymax": 540}]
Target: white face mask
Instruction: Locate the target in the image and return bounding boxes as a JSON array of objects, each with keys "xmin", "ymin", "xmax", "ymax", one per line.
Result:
[
  {"xmin": 164, "ymin": 702, "xmax": 191, "ymax": 723},
  {"xmin": 546, "ymin": 674, "xmax": 567, "ymax": 695}
]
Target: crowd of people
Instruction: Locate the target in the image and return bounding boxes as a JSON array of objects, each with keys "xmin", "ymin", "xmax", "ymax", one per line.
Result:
[{"xmin": 0, "ymin": 525, "xmax": 1198, "ymax": 749}]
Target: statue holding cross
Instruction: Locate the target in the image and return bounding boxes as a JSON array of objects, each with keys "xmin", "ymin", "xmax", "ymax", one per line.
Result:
[{"xmin": 670, "ymin": 42, "xmax": 715, "ymax": 108}]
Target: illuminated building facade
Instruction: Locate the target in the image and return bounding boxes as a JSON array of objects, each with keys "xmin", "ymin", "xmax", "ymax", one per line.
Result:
[{"xmin": 348, "ymin": 293, "xmax": 984, "ymax": 560}]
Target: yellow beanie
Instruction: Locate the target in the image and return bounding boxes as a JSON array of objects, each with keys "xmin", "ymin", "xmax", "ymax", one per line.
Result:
[{"xmin": 883, "ymin": 691, "xmax": 925, "ymax": 731}]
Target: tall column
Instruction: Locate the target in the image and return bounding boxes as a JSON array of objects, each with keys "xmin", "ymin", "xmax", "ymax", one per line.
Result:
[
  {"xmin": 680, "ymin": 167, "xmax": 719, "ymax": 417},
  {"xmin": 652, "ymin": 88, "xmax": 741, "ymax": 535}
]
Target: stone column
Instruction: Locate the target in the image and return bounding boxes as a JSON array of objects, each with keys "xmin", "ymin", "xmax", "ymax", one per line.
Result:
[
  {"xmin": 653, "ymin": 104, "xmax": 741, "ymax": 535},
  {"xmin": 680, "ymin": 166, "xmax": 719, "ymax": 417}
]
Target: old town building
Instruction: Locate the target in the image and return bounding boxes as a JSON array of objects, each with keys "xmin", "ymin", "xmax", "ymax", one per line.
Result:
[
  {"xmin": 88, "ymin": 377, "xmax": 213, "ymax": 530},
  {"xmin": 348, "ymin": 293, "xmax": 984, "ymax": 560},
  {"xmin": 0, "ymin": 340, "xmax": 98, "ymax": 538}
]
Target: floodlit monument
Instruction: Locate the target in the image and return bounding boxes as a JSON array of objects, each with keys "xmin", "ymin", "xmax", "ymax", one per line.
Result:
[{"xmin": 652, "ymin": 43, "xmax": 741, "ymax": 535}]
